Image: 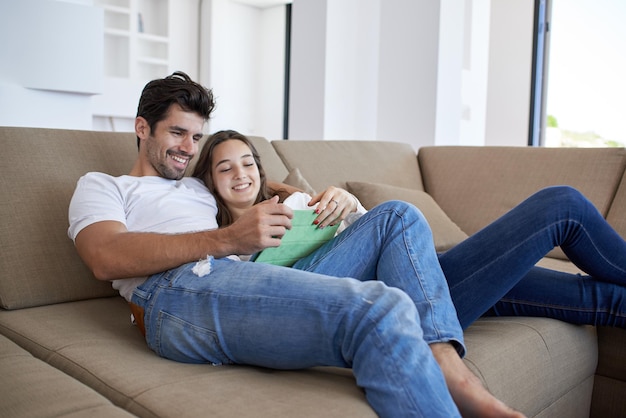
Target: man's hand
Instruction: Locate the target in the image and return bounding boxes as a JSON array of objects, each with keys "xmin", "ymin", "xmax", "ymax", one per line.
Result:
[{"xmin": 224, "ymin": 196, "xmax": 293, "ymax": 255}]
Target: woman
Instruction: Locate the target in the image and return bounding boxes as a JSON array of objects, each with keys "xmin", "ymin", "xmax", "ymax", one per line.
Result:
[
  {"xmin": 193, "ymin": 129, "xmax": 626, "ymax": 330},
  {"xmin": 192, "ymin": 129, "xmax": 366, "ymax": 230}
]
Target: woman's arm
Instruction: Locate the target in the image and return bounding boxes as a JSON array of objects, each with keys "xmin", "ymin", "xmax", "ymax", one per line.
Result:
[{"xmin": 267, "ymin": 181, "xmax": 303, "ymax": 196}]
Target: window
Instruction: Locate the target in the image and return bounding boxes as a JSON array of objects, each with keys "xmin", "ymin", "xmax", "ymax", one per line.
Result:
[{"xmin": 530, "ymin": 0, "xmax": 626, "ymax": 147}]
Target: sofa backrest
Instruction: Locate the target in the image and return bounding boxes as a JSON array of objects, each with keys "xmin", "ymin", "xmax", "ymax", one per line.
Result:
[
  {"xmin": 0, "ymin": 128, "xmax": 289, "ymax": 310},
  {"xmin": 271, "ymin": 140, "xmax": 423, "ymax": 193},
  {"xmin": 0, "ymin": 128, "xmax": 136, "ymax": 309},
  {"xmin": 248, "ymin": 137, "xmax": 289, "ymax": 182},
  {"xmin": 418, "ymin": 146, "xmax": 626, "ymax": 236}
]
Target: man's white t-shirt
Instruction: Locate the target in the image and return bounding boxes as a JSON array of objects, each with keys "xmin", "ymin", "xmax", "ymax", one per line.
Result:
[{"xmin": 68, "ymin": 172, "xmax": 219, "ymax": 301}]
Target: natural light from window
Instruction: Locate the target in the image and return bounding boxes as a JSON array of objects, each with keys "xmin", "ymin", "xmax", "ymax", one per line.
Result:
[{"xmin": 545, "ymin": 0, "xmax": 626, "ymax": 147}]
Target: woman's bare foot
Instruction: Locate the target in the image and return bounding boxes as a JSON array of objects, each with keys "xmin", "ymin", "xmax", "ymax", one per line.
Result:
[{"xmin": 431, "ymin": 343, "xmax": 526, "ymax": 418}]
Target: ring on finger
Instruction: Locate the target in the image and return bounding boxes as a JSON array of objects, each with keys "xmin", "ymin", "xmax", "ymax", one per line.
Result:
[{"xmin": 331, "ymin": 199, "xmax": 339, "ymax": 207}]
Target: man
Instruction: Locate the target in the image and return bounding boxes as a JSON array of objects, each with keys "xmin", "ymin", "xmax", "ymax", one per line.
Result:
[{"xmin": 68, "ymin": 71, "xmax": 522, "ymax": 418}]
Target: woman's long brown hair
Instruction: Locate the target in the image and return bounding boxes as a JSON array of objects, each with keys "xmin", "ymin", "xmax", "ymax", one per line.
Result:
[{"xmin": 192, "ymin": 130, "xmax": 288, "ymax": 226}]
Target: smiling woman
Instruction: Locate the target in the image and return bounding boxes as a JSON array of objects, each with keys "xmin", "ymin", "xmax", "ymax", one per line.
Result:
[
  {"xmin": 211, "ymin": 138, "xmax": 262, "ymax": 218},
  {"xmin": 191, "ymin": 130, "xmax": 288, "ymax": 227}
]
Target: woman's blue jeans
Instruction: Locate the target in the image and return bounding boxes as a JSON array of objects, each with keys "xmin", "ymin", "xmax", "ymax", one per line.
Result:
[
  {"xmin": 438, "ymin": 185, "xmax": 626, "ymax": 329},
  {"xmin": 132, "ymin": 200, "xmax": 464, "ymax": 417}
]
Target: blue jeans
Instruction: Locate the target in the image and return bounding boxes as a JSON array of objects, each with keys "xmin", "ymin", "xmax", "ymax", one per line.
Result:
[
  {"xmin": 132, "ymin": 201, "xmax": 464, "ymax": 417},
  {"xmin": 131, "ymin": 186, "xmax": 626, "ymax": 416},
  {"xmin": 439, "ymin": 185, "xmax": 626, "ymax": 329}
]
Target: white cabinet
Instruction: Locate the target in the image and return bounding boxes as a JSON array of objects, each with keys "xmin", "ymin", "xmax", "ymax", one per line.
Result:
[
  {"xmin": 92, "ymin": 0, "xmax": 199, "ymax": 129},
  {"xmin": 96, "ymin": 0, "xmax": 171, "ymax": 81}
]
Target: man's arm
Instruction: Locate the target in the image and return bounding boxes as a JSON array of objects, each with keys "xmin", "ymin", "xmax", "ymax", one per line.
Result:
[
  {"xmin": 267, "ymin": 181, "xmax": 302, "ymax": 195},
  {"xmin": 75, "ymin": 197, "xmax": 292, "ymax": 281}
]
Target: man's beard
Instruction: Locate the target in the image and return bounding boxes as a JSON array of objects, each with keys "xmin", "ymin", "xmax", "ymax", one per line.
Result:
[
  {"xmin": 153, "ymin": 160, "xmax": 186, "ymax": 180},
  {"xmin": 146, "ymin": 137, "xmax": 188, "ymax": 180}
]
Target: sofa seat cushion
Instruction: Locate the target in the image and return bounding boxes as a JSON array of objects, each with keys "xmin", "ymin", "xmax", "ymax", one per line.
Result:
[
  {"xmin": 0, "ymin": 297, "xmax": 376, "ymax": 418},
  {"xmin": 0, "ymin": 296, "xmax": 598, "ymax": 418},
  {"xmin": 464, "ymin": 317, "xmax": 597, "ymax": 417},
  {"xmin": 0, "ymin": 333, "xmax": 135, "ymax": 418}
]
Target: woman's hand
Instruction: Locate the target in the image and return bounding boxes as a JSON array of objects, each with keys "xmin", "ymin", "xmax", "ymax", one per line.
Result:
[{"xmin": 308, "ymin": 186, "xmax": 358, "ymax": 228}]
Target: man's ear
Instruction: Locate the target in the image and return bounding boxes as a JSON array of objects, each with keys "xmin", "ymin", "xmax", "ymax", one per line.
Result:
[{"xmin": 135, "ymin": 117, "xmax": 150, "ymax": 141}]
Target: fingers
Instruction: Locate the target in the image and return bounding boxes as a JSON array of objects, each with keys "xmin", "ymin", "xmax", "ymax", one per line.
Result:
[
  {"xmin": 230, "ymin": 197, "xmax": 293, "ymax": 254},
  {"xmin": 310, "ymin": 187, "xmax": 356, "ymax": 228},
  {"xmin": 258, "ymin": 195, "xmax": 293, "ymax": 219}
]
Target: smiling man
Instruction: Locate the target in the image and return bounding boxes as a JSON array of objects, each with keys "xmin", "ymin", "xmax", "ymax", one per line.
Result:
[
  {"xmin": 67, "ymin": 72, "xmax": 524, "ymax": 418},
  {"xmin": 134, "ymin": 104, "xmax": 203, "ymax": 180}
]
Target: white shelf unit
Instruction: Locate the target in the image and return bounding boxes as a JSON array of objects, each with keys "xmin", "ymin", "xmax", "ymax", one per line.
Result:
[
  {"xmin": 96, "ymin": 0, "xmax": 170, "ymax": 82},
  {"xmin": 92, "ymin": 0, "xmax": 199, "ymax": 130}
]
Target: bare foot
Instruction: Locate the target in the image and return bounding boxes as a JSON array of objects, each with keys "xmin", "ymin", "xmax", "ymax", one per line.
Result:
[{"xmin": 431, "ymin": 343, "xmax": 526, "ymax": 418}]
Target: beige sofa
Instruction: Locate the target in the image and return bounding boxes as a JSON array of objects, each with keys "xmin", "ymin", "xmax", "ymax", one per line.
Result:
[{"xmin": 1, "ymin": 126, "xmax": 626, "ymax": 417}]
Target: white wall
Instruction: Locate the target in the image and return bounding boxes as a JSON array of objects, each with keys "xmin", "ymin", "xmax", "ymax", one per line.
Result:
[
  {"xmin": 288, "ymin": 0, "xmax": 444, "ymax": 146},
  {"xmin": 0, "ymin": 0, "xmax": 103, "ymax": 129},
  {"xmin": 288, "ymin": 0, "xmax": 535, "ymax": 148},
  {"xmin": 288, "ymin": 0, "xmax": 381, "ymax": 141},
  {"xmin": 201, "ymin": 0, "xmax": 286, "ymax": 139},
  {"xmin": 256, "ymin": 5, "xmax": 287, "ymax": 138},
  {"xmin": 436, "ymin": 0, "xmax": 465, "ymax": 146},
  {"xmin": 485, "ymin": 0, "xmax": 535, "ymax": 146},
  {"xmin": 287, "ymin": 0, "xmax": 327, "ymax": 139},
  {"xmin": 0, "ymin": 0, "xmax": 536, "ymax": 148},
  {"xmin": 376, "ymin": 0, "xmax": 440, "ymax": 148},
  {"xmin": 459, "ymin": 0, "xmax": 491, "ymax": 147}
]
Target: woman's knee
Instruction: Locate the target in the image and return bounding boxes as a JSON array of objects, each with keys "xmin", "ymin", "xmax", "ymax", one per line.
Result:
[{"xmin": 533, "ymin": 185, "xmax": 588, "ymax": 209}]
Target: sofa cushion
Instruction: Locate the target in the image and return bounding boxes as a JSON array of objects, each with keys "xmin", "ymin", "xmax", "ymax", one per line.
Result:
[
  {"xmin": 0, "ymin": 333, "xmax": 135, "ymax": 417},
  {"xmin": 346, "ymin": 181, "xmax": 468, "ymax": 252},
  {"xmin": 272, "ymin": 140, "xmax": 424, "ymax": 193},
  {"xmin": 418, "ymin": 146, "xmax": 626, "ymax": 236},
  {"xmin": 591, "ymin": 326, "xmax": 626, "ymax": 417},
  {"xmin": 283, "ymin": 168, "xmax": 317, "ymax": 195},
  {"xmin": 248, "ymin": 136, "xmax": 289, "ymax": 182},
  {"xmin": 0, "ymin": 129, "xmax": 287, "ymax": 311},
  {"xmin": 0, "ymin": 297, "xmax": 598, "ymax": 418},
  {"xmin": 0, "ymin": 298, "xmax": 376, "ymax": 418},
  {"xmin": 463, "ymin": 317, "xmax": 597, "ymax": 416},
  {"xmin": 605, "ymin": 168, "xmax": 626, "ymax": 240},
  {"xmin": 0, "ymin": 127, "xmax": 138, "ymax": 309}
]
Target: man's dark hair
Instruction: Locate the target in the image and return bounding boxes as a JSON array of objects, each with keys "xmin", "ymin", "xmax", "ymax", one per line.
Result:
[{"xmin": 135, "ymin": 71, "xmax": 216, "ymax": 148}]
